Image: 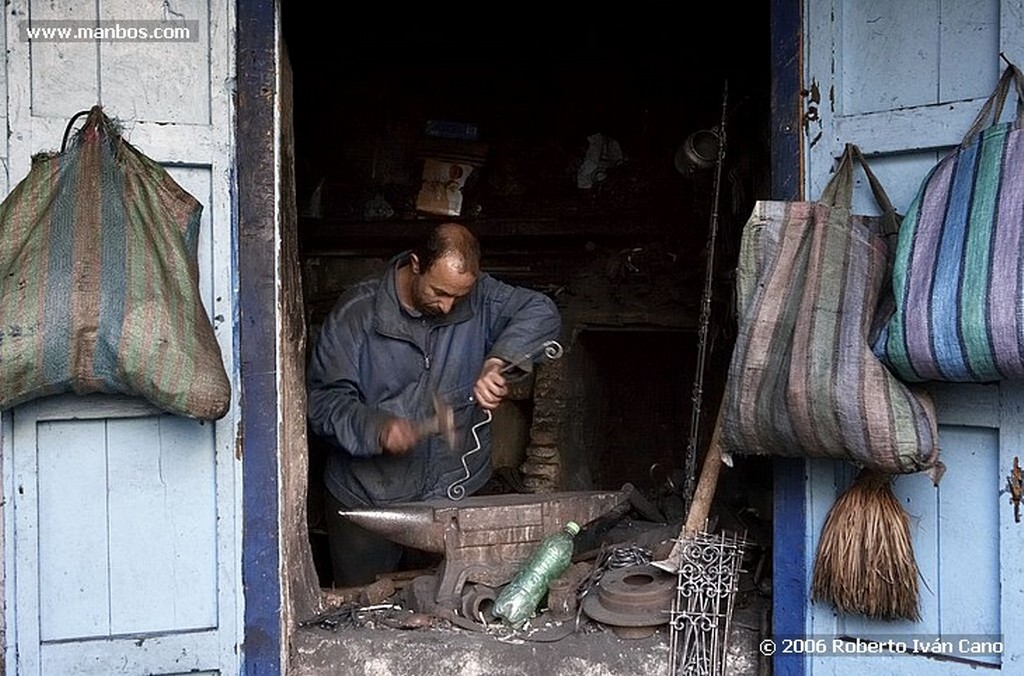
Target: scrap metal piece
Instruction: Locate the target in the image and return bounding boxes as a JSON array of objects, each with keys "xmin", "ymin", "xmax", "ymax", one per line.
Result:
[
  {"xmin": 581, "ymin": 564, "xmax": 676, "ymax": 638},
  {"xmin": 403, "ymin": 574, "xmax": 489, "ymax": 633},
  {"xmin": 460, "ymin": 583, "xmax": 499, "ymax": 624}
]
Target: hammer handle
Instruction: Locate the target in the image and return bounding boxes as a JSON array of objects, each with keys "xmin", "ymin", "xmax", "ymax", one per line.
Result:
[{"xmin": 413, "ymin": 416, "xmax": 440, "ymax": 438}]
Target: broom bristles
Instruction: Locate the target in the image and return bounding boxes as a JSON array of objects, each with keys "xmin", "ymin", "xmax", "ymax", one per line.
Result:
[{"xmin": 811, "ymin": 468, "xmax": 920, "ymax": 621}]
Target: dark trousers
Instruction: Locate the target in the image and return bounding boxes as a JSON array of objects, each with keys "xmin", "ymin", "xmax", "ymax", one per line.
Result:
[{"xmin": 323, "ymin": 491, "xmax": 403, "ymax": 588}]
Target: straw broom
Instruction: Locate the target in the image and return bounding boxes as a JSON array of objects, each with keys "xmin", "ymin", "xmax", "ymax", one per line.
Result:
[{"xmin": 811, "ymin": 468, "xmax": 920, "ymax": 621}]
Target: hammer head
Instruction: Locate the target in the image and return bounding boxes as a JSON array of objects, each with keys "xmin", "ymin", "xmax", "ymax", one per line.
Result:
[
  {"xmin": 432, "ymin": 393, "xmax": 457, "ymax": 451},
  {"xmin": 415, "ymin": 393, "xmax": 457, "ymax": 451}
]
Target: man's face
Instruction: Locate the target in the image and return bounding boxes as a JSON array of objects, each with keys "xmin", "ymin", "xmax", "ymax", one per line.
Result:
[{"xmin": 410, "ymin": 253, "xmax": 477, "ymax": 316}]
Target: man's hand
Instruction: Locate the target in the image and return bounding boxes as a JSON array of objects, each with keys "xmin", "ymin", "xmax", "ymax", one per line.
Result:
[
  {"xmin": 473, "ymin": 357, "xmax": 508, "ymax": 411},
  {"xmin": 378, "ymin": 417, "xmax": 419, "ymax": 455}
]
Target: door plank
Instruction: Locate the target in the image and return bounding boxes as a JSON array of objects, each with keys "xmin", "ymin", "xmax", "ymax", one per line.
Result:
[
  {"xmin": 939, "ymin": 0, "xmax": 1001, "ymax": 101},
  {"xmin": 37, "ymin": 419, "xmax": 111, "ymax": 642},
  {"xmin": 841, "ymin": 0, "xmax": 942, "ymax": 114},
  {"xmin": 107, "ymin": 416, "xmax": 217, "ymax": 634},
  {"xmin": 937, "ymin": 426, "xmax": 1000, "ymax": 648},
  {"xmin": 98, "ymin": 0, "xmax": 211, "ymax": 124},
  {"xmin": 40, "ymin": 629, "xmax": 220, "ymax": 675},
  {"xmin": 998, "ymin": 381, "xmax": 1024, "ymax": 669},
  {"xmin": 25, "ymin": 0, "xmax": 99, "ymax": 120}
]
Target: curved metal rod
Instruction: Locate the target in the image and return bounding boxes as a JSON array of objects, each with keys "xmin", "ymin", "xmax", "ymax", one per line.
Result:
[
  {"xmin": 447, "ymin": 409, "xmax": 493, "ymax": 501},
  {"xmin": 499, "ymin": 340, "xmax": 564, "ymax": 374},
  {"xmin": 447, "ymin": 340, "xmax": 564, "ymax": 501},
  {"xmin": 541, "ymin": 340, "xmax": 564, "ymax": 360}
]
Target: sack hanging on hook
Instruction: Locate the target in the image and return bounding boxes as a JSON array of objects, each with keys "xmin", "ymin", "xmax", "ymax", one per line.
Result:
[
  {"xmin": 0, "ymin": 105, "xmax": 231, "ymax": 419},
  {"xmin": 720, "ymin": 144, "xmax": 940, "ymax": 476},
  {"xmin": 874, "ymin": 62, "xmax": 1024, "ymax": 382}
]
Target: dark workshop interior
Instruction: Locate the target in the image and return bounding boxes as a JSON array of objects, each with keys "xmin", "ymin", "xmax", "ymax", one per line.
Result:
[{"xmin": 281, "ymin": 8, "xmax": 775, "ymax": 602}]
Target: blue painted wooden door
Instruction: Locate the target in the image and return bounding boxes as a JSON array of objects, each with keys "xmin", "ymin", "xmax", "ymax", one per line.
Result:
[
  {"xmin": 0, "ymin": 1, "xmax": 241, "ymax": 674},
  {"xmin": 8, "ymin": 397, "xmax": 230, "ymax": 675},
  {"xmin": 789, "ymin": 1, "xmax": 1024, "ymax": 673}
]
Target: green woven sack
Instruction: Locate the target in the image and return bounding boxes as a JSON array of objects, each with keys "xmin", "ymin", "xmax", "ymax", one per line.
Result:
[
  {"xmin": 720, "ymin": 144, "xmax": 939, "ymax": 475},
  {"xmin": 0, "ymin": 106, "xmax": 230, "ymax": 419}
]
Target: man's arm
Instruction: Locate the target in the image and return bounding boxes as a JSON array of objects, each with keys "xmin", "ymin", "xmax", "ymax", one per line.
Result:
[
  {"xmin": 473, "ymin": 276, "xmax": 562, "ymax": 408},
  {"xmin": 309, "ymin": 363, "xmax": 419, "ymax": 454},
  {"xmin": 481, "ymin": 276, "xmax": 561, "ymax": 368},
  {"xmin": 306, "ymin": 304, "xmax": 390, "ymax": 457},
  {"xmin": 473, "ymin": 356, "xmax": 510, "ymax": 410}
]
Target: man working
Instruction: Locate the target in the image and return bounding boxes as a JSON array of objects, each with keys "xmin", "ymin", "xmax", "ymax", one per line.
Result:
[{"xmin": 307, "ymin": 222, "xmax": 562, "ymax": 586}]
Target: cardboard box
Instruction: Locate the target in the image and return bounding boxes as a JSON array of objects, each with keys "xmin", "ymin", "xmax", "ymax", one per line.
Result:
[{"xmin": 415, "ymin": 158, "xmax": 475, "ymax": 217}]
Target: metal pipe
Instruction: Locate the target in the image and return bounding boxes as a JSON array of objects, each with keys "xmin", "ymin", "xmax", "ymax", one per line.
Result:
[{"xmin": 684, "ymin": 80, "xmax": 729, "ymax": 511}]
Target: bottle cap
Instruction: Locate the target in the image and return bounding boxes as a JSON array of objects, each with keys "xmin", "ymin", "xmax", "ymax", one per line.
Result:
[{"xmin": 565, "ymin": 521, "xmax": 580, "ymax": 535}]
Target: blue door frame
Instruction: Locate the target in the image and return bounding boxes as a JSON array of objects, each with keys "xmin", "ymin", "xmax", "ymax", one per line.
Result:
[
  {"xmin": 233, "ymin": 2, "xmax": 807, "ymax": 674},
  {"xmin": 236, "ymin": 0, "xmax": 283, "ymax": 674},
  {"xmin": 769, "ymin": 1, "xmax": 807, "ymax": 675}
]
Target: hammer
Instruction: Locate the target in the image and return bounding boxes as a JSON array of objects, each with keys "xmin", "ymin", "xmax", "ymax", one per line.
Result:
[{"xmin": 413, "ymin": 393, "xmax": 457, "ymax": 451}]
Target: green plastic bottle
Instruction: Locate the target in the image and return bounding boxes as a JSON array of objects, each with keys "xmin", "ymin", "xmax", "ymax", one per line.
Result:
[{"xmin": 494, "ymin": 521, "xmax": 581, "ymax": 627}]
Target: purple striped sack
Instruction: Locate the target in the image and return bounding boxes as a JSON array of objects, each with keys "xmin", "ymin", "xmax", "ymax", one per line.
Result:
[
  {"xmin": 721, "ymin": 144, "xmax": 941, "ymax": 475},
  {"xmin": 874, "ymin": 63, "xmax": 1024, "ymax": 382},
  {"xmin": 0, "ymin": 106, "xmax": 231, "ymax": 419}
]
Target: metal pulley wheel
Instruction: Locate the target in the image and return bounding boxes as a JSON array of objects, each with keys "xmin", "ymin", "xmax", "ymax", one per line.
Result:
[{"xmin": 582, "ymin": 564, "xmax": 676, "ymax": 638}]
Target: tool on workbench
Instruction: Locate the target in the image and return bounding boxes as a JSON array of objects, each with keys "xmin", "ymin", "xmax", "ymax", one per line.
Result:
[{"xmin": 446, "ymin": 340, "xmax": 564, "ymax": 500}]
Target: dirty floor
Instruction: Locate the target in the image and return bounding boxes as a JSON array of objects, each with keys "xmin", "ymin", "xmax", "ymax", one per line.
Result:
[
  {"xmin": 293, "ymin": 476, "xmax": 773, "ymax": 675},
  {"xmin": 289, "ymin": 577, "xmax": 769, "ymax": 676}
]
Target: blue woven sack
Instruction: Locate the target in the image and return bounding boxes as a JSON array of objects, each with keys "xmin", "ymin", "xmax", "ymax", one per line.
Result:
[{"xmin": 874, "ymin": 63, "xmax": 1024, "ymax": 382}]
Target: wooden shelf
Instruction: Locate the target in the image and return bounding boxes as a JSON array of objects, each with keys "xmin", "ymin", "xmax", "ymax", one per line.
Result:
[{"xmin": 299, "ymin": 215, "xmax": 691, "ymax": 256}]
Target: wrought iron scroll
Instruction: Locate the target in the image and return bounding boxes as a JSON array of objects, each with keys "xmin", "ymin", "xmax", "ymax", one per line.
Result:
[{"xmin": 668, "ymin": 530, "xmax": 748, "ymax": 676}]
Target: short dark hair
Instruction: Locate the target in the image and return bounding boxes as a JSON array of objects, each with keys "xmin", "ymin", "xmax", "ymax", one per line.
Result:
[{"xmin": 416, "ymin": 223, "xmax": 481, "ymax": 274}]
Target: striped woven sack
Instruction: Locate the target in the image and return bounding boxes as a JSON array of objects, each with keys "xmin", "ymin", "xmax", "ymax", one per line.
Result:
[
  {"xmin": 0, "ymin": 106, "xmax": 231, "ymax": 419},
  {"xmin": 721, "ymin": 144, "xmax": 940, "ymax": 475},
  {"xmin": 874, "ymin": 63, "xmax": 1024, "ymax": 382}
]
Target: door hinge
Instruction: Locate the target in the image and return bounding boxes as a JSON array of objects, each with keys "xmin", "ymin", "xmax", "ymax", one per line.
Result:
[{"xmin": 1007, "ymin": 456, "xmax": 1022, "ymax": 523}]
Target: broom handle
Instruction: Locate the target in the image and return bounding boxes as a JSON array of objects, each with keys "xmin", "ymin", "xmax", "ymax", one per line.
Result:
[
  {"xmin": 650, "ymin": 403, "xmax": 726, "ymax": 572},
  {"xmin": 683, "ymin": 403, "xmax": 726, "ymax": 536}
]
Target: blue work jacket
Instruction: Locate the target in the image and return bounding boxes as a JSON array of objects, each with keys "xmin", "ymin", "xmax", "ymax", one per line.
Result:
[{"xmin": 307, "ymin": 252, "xmax": 561, "ymax": 507}]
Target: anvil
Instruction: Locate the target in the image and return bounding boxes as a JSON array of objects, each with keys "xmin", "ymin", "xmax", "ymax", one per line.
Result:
[{"xmin": 338, "ymin": 485, "xmax": 634, "ymax": 608}]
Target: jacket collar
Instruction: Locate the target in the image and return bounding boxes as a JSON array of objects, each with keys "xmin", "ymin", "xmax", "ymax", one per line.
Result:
[{"xmin": 373, "ymin": 251, "xmax": 474, "ymax": 339}]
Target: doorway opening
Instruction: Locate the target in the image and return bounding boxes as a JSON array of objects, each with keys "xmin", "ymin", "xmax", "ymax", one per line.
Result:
[{"xmin": 280, "ymin": 4, "xmax": 774, "ymax": 625}]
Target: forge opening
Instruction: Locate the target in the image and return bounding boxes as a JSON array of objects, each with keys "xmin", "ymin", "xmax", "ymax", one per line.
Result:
[{"xmin": 564, "ymin": 327, "xmax": 696, "ymax": 493}]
